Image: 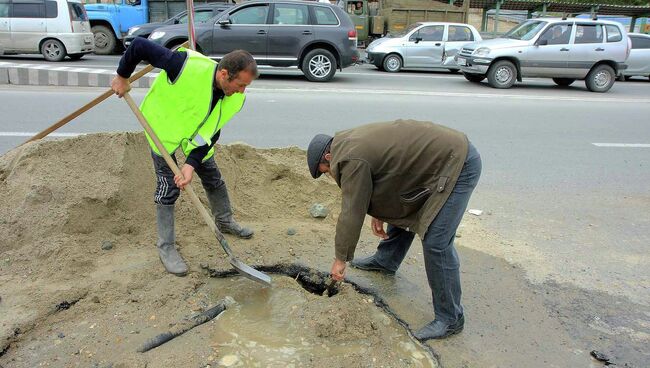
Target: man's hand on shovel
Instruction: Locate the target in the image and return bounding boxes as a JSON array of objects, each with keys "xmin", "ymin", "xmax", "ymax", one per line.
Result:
[
  {"xmin": 111, "ymin": 75, "xmax": 131, "ymax": 98},
  {"xmin": 174, "ymin": 164, "xmax": 195, "ymax": 190}
]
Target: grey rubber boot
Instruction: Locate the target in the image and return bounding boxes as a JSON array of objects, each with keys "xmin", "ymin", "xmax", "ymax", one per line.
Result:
[
  {"xmin": 413, "ymin": 315, "xmax": 464, "ymax": 341},
  {"xmin": 350, "ymin": 255, "xmax": 396, "ymax": 275},
  {"xmin": 156, "ymin": 204, "xmax": 188, "ymax": 276},
  {"xmin": 205, "ymin": 184, "xmax": 254, "ymax": 239}
]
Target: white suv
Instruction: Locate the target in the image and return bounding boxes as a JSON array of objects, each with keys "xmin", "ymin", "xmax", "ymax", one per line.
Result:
[
  {"xmin": 0, "ymin": 0, "xmax": 94, "ymax": 61},
  {"xmin": 456, "ymin": 18, "xmax": 630, "ymax": 92}
]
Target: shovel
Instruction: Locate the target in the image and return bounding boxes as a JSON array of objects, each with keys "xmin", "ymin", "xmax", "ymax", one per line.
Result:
[{"xmin": 122, "ymin": 92, "xmax": 271, "ymax": 287}]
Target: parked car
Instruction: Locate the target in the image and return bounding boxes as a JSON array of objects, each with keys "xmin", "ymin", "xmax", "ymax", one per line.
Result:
[
  {"xmin": 456, "ymin": 18, "xmax": 630, "ymax": 92},
  {"xmin": 0, "ymin": 0, "xmax": 94, "ymax": 61},
  {"xmin": 619, "ymin": 33, "xmax": 650, "ymax": 81},
  {"xmin": 148, "ymin": 0, "xmax": 359, "ymax": 82},
  {"xmin": 366, "ymin": 22, "xmax": 481, "ymax": 73},
  {"xmin": 123, "ymin": 3, "xmax": 233, "ymax": 48}
]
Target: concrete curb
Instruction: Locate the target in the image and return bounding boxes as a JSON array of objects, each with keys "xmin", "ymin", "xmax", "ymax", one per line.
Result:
[{"xmin": 0, "ymin": 63, "xmax": 157, "ymax": 88}]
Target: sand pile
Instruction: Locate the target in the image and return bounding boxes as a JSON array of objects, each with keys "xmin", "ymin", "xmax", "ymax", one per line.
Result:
[{"xmin": 0, "ymin": 133, "xmax": 435, "ymax": 367}]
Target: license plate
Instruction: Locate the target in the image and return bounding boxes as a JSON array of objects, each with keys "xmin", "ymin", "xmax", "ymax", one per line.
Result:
[{"xmin": 457, "ymin": 57, "xmax": 466, "ymax": 66}]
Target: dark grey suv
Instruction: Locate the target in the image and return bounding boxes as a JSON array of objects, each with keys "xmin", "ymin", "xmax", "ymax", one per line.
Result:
[
  {"xmin": 148, "ymin": 0, "xmax": 359, "ymax": 82},
  {"xmin": 123, "ymin": 3, "xmax": 233, "ymax": 48}
]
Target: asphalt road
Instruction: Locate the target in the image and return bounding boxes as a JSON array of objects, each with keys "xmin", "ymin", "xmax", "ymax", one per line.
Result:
[{"xmin": 1, "ymin": 58, "xmax": 649, "ymax": 364}]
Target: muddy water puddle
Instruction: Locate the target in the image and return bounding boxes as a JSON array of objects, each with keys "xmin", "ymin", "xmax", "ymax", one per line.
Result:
[{"xmin": 200, "ymin": 275, "xmax": 437, "ymax": 367}]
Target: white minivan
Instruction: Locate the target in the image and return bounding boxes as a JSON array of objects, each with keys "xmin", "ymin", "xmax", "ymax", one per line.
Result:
[{"xmin": 0, "ymin": 0, "xmax": 94, "ymax": 61}]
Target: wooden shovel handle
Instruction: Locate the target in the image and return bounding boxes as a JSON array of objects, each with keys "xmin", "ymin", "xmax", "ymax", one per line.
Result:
[
  {"xmin": 21, "ymin": 41, "xmax": 189, "ymax": 146},
  {"xmin": 122, "ymin": 92, "xmax": 234, "ymax": 258}
]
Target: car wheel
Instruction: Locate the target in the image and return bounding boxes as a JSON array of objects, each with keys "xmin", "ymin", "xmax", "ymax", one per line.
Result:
[
  {"xmin": 92, "ymin": 25, "xmax": 116, "ymax": 55},
  {"xmin": 463, "ymin": 72, "xmax": 485, "ymax": 83},
  {"xmin": 585, "ymin": 64, "xmax": 615, "ymax": 93},
  {"xmin": 487, "ymin": 60, "xmax": 516, "ymax": 89},
  {"xmin": 552, "ymin": 78, "xmax": 575, "ymax": 87},
  {"xmin": 68, "ymin": 53, "xmax": 85, "ymax": 60},
  {"xmin": 448, "ymin": 68, "xmax": 460, "ymax": 73},
  {"xmin": 302, "ymin": 48, "xmax": 336, "ymax": 82},
  {"xmin": 41, "ymin": 39, "xmax": 66, "ymax": 62},
  {"xmin": 382, "ymin": 54, "xmax": 402, "ymax": 73}
]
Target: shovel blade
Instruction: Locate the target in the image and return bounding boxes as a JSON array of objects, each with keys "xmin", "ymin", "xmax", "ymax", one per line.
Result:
[{"xmin": 230, "ymin": 258, "xmax": 272, "ymax": 286}]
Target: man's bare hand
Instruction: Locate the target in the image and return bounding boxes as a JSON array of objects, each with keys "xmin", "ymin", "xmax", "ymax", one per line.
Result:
[
  {"xmin": 174, "ymin": 164, "xmax": 195, "ymax": 190},
  {"xmin": 111, "ymin": 75, "xmax": 131, "ymax": 98},
  {"xmin": 371, "ymin": 217, "xmax": 388, "ymax": 239},
  {"xmin": 330, "ymin": 258, "xmax": 347, "ymax": 281}
]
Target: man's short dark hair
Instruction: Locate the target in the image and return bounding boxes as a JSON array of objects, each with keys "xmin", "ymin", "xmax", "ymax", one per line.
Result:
[{"xmin": 218, "ymin": 50, "xmax": 258, "ymax": 81}]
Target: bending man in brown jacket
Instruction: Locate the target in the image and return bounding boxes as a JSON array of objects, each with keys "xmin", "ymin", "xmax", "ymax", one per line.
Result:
[{"xmin": 307, "ymin": 120, "xmax": 482, "ymax": 340}]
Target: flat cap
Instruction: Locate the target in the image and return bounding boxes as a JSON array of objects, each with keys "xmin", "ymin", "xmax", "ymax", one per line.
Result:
[{"xmin": 307, "ymin": 134, "xmax": 333, "ymax": 179}]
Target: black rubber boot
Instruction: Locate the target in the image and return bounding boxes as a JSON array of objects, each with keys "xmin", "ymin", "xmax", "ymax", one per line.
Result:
[
  {"xmin": 205, "ymin": 184, "xmax": 254, "ymax": 239},
  {"xmin": 156, "ymin": 204, "xmax": 188, "ymax": 276},
  {"xmin": 413, "ymin": 315, "xmax": 464, "ymax": 341},
  {"xmin": 350, "ymin": 255, "xmax": 396, "ymax": 275}
]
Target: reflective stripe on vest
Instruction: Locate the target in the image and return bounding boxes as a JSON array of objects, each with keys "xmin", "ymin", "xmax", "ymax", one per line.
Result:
[{"xmin": 141, "ymin": 49, "xmax": 245, "ymax": 160}]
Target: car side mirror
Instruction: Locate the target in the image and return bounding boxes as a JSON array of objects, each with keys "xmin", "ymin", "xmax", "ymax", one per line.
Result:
[
  {"xmin": 218, "ymin": 18, "xmax": 231, "ymax": 26},
  {"xmin": 536, "ymin": 39, "xmax": 548, "ymax": 46},
  {"xmin": 414, "ymin": 36, "xmax": 422, "ymax": 44},
  {"xmin": 173, "ymin": 19, "xmax": 179, "ymax": 24}
]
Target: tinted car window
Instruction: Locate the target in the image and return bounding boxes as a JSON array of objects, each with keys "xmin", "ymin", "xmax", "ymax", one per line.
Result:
[
  {"xmin": 411, "ymin": 25, "xmax": 443, "ymax": 42},
  {"xmin": 45, "ymin": 0, "xmax": 57, "ymax": 18},
  {"xmin": 313, "ymin": 6, "xmax": 337, "ymax": 25},
  {"xmin": 630, "ymin": 36, "xmax": 650, "ymax": 49},
  {"xmin": 538, "ymin": 24, "xmax": 572, "ymax": 45},
  {"xmin": 230, "ymin": 5, "xmax": 269, "ymax": 25},
  {"xmin": 448, "ymin": 26, "xmax": 473, "ymax": 42},
  {"xmin": 575, "ymin": 24, "xmax": 603, "ymax": 44},
  {"xmin": 0, "ymin": 1, "xmax": 9, "ymax": 17},
  {"xmin": 68, "ymin": 2, "xmax": 87, "ymax": 21},
  {"xmin": 178, "ymin": 9, "xmax": 213, "ymax": 23},
  {"xmin": 605, "ymin": 25, "xmax": 622, "ymax": 42},
  {"xmin": 12, "ymin": 1, "xmax": 45, "ymax": 18},
  {"xmin": 273, "ymin": 3, "xmax": 308, "ymax": 25}
]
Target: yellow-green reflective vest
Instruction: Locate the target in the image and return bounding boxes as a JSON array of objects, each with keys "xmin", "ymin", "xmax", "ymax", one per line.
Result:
[{"xmin": 141, "ymin": 48, "xmax": 245, "ymax": 160}]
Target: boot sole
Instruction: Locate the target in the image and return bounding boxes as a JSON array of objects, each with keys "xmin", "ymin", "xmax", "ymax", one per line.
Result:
[
  {"xmin": 350, "ymin": 263, "xmax": 395, "ymax": 275},
  {"xmin": 420, "ymin": 325, "xmax": 464, "ymax": 341},
  {"xmin": 159, "ymin": 256, "xmax": 188, "ymax": 277}
]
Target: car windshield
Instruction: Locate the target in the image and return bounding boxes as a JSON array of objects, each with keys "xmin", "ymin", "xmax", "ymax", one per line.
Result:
[
  {"xmin": 503, "ymin": 20, "xmax": 547, "ymax": 40},
  {"xmin": 388, "ymin": 23, "xmax": 420, "ymax": 38}
]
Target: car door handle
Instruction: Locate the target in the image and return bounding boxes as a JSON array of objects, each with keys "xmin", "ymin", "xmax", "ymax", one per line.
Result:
[
  {"xmin": 435, "ymin": 43, "xmax": 441, "ymax": 46},
  {"xmin": 257, "ymin": 30, "xmax": 267, "ymax": 35},
  {"xmin": 302, "ymin": 31, "xmax": 312, "ymax": 35},
  {"xmin": 595, "ymin": 47, "xmax": 605, "ymax": 51},
  {"xmin": 560, "ymin": 48, "xmax": 569, "ymax": 51}
]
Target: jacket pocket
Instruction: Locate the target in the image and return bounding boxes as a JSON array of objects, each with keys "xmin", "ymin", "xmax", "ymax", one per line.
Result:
[
  {"xmin": 400, "ymin": 187, "xmax": 432, "ymax": 204},
  {"xmin": 436, "ymin": 177, "xmax": 449, "ymax": 193}
]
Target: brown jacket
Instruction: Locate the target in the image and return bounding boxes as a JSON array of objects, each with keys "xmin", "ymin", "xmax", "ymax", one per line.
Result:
[{"xmin": 329, "ymin": 120, "xmax": 468, "ymax": 261}]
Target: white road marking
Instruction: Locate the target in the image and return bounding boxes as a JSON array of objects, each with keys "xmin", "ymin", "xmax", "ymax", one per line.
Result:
[
  {"xmin": 0, "ymin": 132, "xmax": 84, "ymax": 137},
  {"xmin": 592, "ymin": 143, "xmax": 650, "ymax": 147},
  {"xmin": 247, "ymin": 87, "xmax": 650, "ymax": 103}
]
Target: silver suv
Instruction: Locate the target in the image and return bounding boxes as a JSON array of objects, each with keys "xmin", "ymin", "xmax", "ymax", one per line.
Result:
[{"xmin": 456, "ymin": 18, "xmax": 631, "ymax": 92}]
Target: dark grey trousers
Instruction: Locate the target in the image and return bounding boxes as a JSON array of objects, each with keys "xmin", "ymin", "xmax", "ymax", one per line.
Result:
[
  {"xmin": 372, "ymin": 142, "xmax": 482, "ymax": 324},
  {"xmin": 151, "ymin": 151, "xmax": 225, "ymax": 205}
]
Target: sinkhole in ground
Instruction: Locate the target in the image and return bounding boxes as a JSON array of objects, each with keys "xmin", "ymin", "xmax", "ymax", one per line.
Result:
[{"xmin": 200, "ymin": 263, "xmax": 439, "ymax": 367}]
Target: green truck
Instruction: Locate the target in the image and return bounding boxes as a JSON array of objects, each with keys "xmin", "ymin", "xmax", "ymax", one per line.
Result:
[{"xmin": 337, "ymin": 0, "xmax": 469, "ymax": 46}]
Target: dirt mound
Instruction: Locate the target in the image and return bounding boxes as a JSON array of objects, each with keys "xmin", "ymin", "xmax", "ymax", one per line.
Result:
[{"xmin": 0, "ymin": 133, "xmax": 434, "ymax": 367}]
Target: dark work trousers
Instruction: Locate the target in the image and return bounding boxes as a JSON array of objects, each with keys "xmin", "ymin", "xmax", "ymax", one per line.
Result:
[
  {"xmin": 371, "ymin": 142, "xmax": 482, "ymax": 324},
  {"xmin": 151, "ymin": 151, "xmax": 225, "ymax": 205}
]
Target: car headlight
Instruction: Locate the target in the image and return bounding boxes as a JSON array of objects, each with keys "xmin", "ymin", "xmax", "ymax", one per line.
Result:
[
  {"xmin": 473, "ymin": 47, "xmax": 491, "ymax": 57},
  {"xmin": 150, "ymin": 31, "xmax": 165, "ymax": 40},
  {"xmin": 127, "ymin": 26, "xmax": 140, "ymax": 36}
]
